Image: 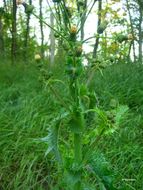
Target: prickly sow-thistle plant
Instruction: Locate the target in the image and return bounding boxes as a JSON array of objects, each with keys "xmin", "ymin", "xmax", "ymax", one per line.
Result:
[{"xmin": 17, "ymin": 1, "xmax": 128, "ymax": 189}]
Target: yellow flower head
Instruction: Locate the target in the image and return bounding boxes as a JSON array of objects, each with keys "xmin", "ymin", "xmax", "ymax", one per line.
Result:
[
  {"xmin": 70, "ymin": 25, "xmax": 78, "ymax": 34},
  {"xmin": 128, "ymin": 34, "xmax": 134, "ymax": 40},
  {"xmin": 35, "ymin": 54, "xmax": 41, "ymax": 61}
]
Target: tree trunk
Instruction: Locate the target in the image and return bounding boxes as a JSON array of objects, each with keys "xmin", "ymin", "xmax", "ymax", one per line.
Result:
[
  {"xmin": 126, "ymin": 0, "xmax": 136, "ymax": 62},
  {"xmin": 138, "ymin": 5, "xmax": 143, "ymax": 64},
  {"xmin": 23, "ymin": 0, "xmax": 32, "ymax": 62},
  {"xmin": 39, "ymin": 0, "xmax": 44, "ymax": 57},
  {"xmin": 3, "ymin": 0, "xmax": 7, "ymax": 11},
  {"xmin": 11, "ymin": 0, "xmax": 17, "ymax": 63},
  {"xmin": 93, "ymin": 0, "xmax": 102, "ymax": 59},
  {"xmin": 137, "ymin": 0, "xmax": 143, "ymax": 10},
  {"xmin": 50, "ymin": 12, "xmax": 55, "ymax": 65},
  {"xmin": 128, "ymin": 41, "xmax": 132, "ymax": 61},
  {"xmin": 0, "ymin": 17, "xmax": 4, "ymax": 56},
  {"xmin": 76, "ymin": 0, "xmax": 87, "ymax": 40}
]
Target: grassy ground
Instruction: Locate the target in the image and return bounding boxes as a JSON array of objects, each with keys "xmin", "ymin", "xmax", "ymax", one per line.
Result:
[
  {"xmin": 0, "ymin": 61, "xmax": 143, "ymax": 190},
  {"xmin": 91, "ymin": 63, "xmax": 143, "ymax": 190}
]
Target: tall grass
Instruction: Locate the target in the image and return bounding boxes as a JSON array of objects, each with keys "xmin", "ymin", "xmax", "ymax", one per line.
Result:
[
  {"xmin": 91, "ymin": 63, "xmax": 143, "ymax": 113},
  {"xmin": 0, "ymin": 62, "xmax": 59, "ymax": 190},
  {"xmin": 90, "ymin": 63, "xmax": 143, "ymax": 189}
]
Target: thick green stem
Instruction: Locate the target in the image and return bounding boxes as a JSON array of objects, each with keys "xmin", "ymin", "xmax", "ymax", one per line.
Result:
[
  {"xmin": 74, "ymin": 133, "xmax": 82, "ymax": 190},
  {"xmin": 74, "ymin": 133, "xmax": 82, "ymax": 164},
  {"xmin": 69, "ymin": 78, "xmax": 83, "ymax": 190},
  {"xmin": 67, "ymin": 39, "xmax": 84, "ymax": 189},
  {"xmin": 75, "ymin": 180, "xmax": 81, "ymax": 190}
]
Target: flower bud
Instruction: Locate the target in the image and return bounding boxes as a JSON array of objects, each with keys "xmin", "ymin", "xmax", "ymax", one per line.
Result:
[
  {"xmin": 123, "ymin": 12, "xmax": 127, "ymax": 16},
  {"xmin": 97, "ymin": 21, "xmax": 108, "ymax": 34},
  {"xmin": 24, "ymin": 4, "xmax": 34, "ymax": 14},
  {"xmin": 75, "ymin": 46, "xmax": 83, "ymax": 57},
  {"xmin": 128, "ymin": 34, "xmax": 134, "ymax": 40},
  {"xmin": 70, "ymin": 25, "xmax": 78, "ymax": 34},
  {"xmin": 116, "ymin": 34, "xmax": 128, "ymax": 43}
]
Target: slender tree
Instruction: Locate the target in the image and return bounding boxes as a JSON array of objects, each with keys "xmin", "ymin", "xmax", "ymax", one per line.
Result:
[
  {"xmin": 0, "ymin": 8, "xmax": 5, "ymax": 56},
  {"xmin": 23, "ymin": 0, "xmax": 32, "ymax": 61},
  {"xmin": 11, "ymin": 0, "xmax": 17, "ymax": 63},
  {"xmin": 138, "ymin": 3, "xmax": 143, "ymax": 63},
  {"xmin": 137, "ymin": 0, "xmax": 143, "ymax": 9},
  {"xmin": 49, "ymin": 12, "xmax": 55, "ymax": 64},
  {"xmin": 76, "ymin": 0, "xmax": 87, "ymax": 40},
  {"xmin": 126, "ymin": 0, "xmax": 136, "ymax": 61},
  {"xmin": 93, "ymin": 0, "xmax": 102, "ymax": 59},
  {"xmin": 39, "ymin": 0, "xmax": 44, "ymax": 57},
  {"xmin": 128, "ymin": 0, "xmax": 143, "ymax": 63}
]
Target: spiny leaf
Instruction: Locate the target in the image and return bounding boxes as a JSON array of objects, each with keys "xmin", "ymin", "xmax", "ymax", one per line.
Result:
[
  {"xmin": 40, "ymin": 111, "xmax": 69, "ymax": 163},
  {"xmin": 87, "ymin": 151, "xmax": 118, "ymax": 190},
  {"xmin": 42, "ymin": 121, "xmax": 61, "ymax": 163}
]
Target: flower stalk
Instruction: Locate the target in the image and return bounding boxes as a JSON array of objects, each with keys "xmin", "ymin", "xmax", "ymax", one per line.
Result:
[{"xmin": 17, "ymin": 1, "xmax": 98, "ymax": 190}]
